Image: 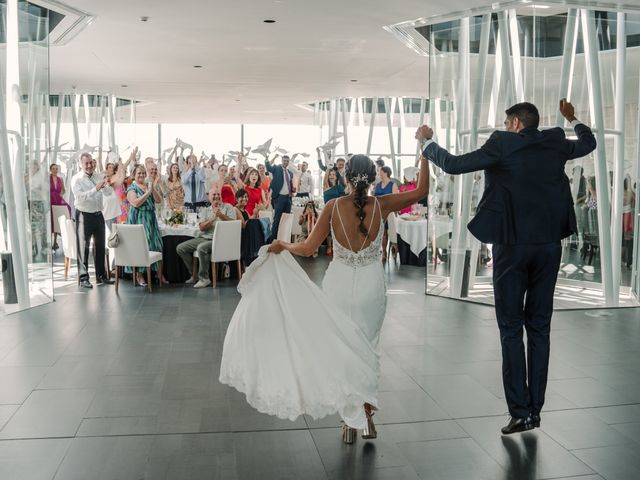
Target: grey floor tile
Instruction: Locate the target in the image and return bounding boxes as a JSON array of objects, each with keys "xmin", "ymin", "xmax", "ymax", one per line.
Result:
[
  {"xmin": 376, "ymin": 420, "xmax": 468, "ymax": 443},
  {"xmin": 0, "ymin": 438, "xmax": 71, "ymax": 480},
  {"xmin": 573, "ymin": 445, "xmax": 640, "ymax": 480},
  {"xmin": 374, "ymin": 390, "xmax": 450, "ymax": 424},
  {"xmin": 0, "ymin": 337, "xmax": 70, "ymax": 367},
  {"xmin": 0, "ymin": 405, "xmax": 18, "ymax": 430},
  {"xmin": 611, "ymin": 422, "xmax": 640, "ymax": 445},
  {"xmin": 398, "ymin": 437, "xmax": 505, "ymax": 480},
  {"xmin": 547, "ymin": 378, "xmax": 634, "ymax": 408},
  {"xmin": 540, "ymin": 410, "xmax": 631, "ymax": 450},
  {"xmin": 457, "ymin": 416, "xmax": 594, "ymax": 479},
  {"xmin": 0, "ymin": 366, "xmax": 48, "ymax": 404},
  {"xmin": 0, "ymin": 389, "xmax": 95, "ymax": 439},
  {"xmin": 586, "ymin": 404, "xmax": 640, "ymax": 424}
]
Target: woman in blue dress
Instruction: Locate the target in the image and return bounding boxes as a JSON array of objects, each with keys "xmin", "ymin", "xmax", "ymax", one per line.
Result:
[
  {"xmin": 126, "ymin": 165, "xmax": 168, "ymax": 286},
  {"xmin": 374, "ymin": 166, "xmax": 398, "ymax": 261}
]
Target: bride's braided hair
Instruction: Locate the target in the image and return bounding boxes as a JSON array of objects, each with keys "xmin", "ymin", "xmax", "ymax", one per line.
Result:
[{"xmin": 345, "ymin": 155, "xmax": 377, "ymax": 239}]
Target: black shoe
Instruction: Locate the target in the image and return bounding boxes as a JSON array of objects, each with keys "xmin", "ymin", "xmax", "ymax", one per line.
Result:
[
  {"xmin": 501, "ymin": 416, "xmax": 534, "ymax": 435},
  {"xmin": 96, "ymin": 277, "xmax": 114, "ymax": 285},
  {"xmin": 80, "ymin": 279, "xmax": 93, "ymax": 289},
  {"xmin": 531, "ymin": 414, "xmax": 541, "ymax": 428}
]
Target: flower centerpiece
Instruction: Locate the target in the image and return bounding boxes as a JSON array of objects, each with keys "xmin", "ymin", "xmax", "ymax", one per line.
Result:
[{"xmin": 167, "ymin": 210, "xmax": 184, "ymax": 226}]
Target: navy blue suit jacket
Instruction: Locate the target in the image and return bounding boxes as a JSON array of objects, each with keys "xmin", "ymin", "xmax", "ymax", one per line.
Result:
[
  {"xmin": 423, "ymin": 124, "xmax": 596, "ymax": 245},
  {"xmin": 265, "ymin": 162, "xmax": 294, "ymax": 199}
]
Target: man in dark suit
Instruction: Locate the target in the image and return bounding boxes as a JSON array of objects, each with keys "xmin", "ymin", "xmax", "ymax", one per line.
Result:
[
  {"xmin": 265, "ymin": 154, "xmax": 295, "ymax": 242},
  {"xmin": 417, "ymin": 100, "xmax": 596, "ymax": 435}
]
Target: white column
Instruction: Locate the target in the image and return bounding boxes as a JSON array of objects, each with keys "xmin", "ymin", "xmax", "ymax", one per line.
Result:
[
  {"xmin": 611, "ymin": 12, "xmax": 626, "ymax": 299},
  {"xmin": 366, "ymin": 97, "xmax": 377, "ymax": 155},
  {"xmin": 556, "ymin": 9, "xmax": 579, "ymax": 127},
  {"xmin": 415, "ymin": 97, "xmax": 426, "ymax": 164},
  {"xmin": 384, "ymin": 97, "xmax": 397, "ymax": 177},
  {"xmin": 581, "ymin": 9, "xmax": 615, "ymax": 306},
  {"xmin": 341, "ymin": 98, "xmax": 349, "ymax": 155},
  {"xmin": 631, "ymin": 68, "xmax": 640, "ymax": 297}
]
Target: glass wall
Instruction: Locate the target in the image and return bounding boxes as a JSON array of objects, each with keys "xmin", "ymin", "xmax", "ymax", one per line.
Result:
[
  {"xmin": 1, "ymin": 0, "xmax": 52, "ymax": 313},
  {"xmin": 389, "ymin": 2, "xmax": 640, "ymax": 308}
]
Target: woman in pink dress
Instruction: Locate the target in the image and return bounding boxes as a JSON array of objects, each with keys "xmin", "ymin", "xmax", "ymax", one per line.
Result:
[
  {"xmin": 50, "ymin": 163, "xmax": 71, "ymax": 250},
  {"xmin": 398, "ymin": 167, "xmax": 419, "ymax": 215}
]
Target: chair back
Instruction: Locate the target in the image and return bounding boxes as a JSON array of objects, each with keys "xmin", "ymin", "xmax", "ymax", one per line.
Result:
[
  {"xmin": 211, "ymin": 220, "xmax": 242, "ymax": 262},
  {"xmin": 52, "ymin": 205, "xmax": 69, "ymax": 235},
  {"xmin": 290, "ymin": 206, "xmax": 304, "ymax": 237},
  {"xmin": 387, "ymin": 212, "xmax": 398, "ymax": 244},
  {"xmin": 113, "ymin": 224, "xmax": 151, "ymax": 267},
  {"xmin": 59, "ymin": 216, "xmax": 77, "ymax": 260},
  {"xmin": 277, "ymin": 213, "xmax": 294, "ymax": 242},
  {"xmin": 258, "ymin": 210, "xmax": 273, "ymax": 221}
]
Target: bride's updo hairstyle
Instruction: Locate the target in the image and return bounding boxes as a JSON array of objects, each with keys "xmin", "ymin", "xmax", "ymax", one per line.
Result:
[{"xmin": 345, "ymin": 154, "xmax": 377, "ymax": 238}]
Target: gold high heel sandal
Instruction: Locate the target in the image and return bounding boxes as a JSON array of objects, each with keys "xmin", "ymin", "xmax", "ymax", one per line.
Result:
[
  {"xmin": 341, "ymin": 422, "xmax": 356, "ymax": 444},
  {"xmin": 362, "ymin": 404, "xmax": 378, "ymax": 439}
]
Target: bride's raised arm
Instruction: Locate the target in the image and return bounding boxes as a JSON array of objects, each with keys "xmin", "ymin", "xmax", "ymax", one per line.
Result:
[
  {"xmin": 378, "ymin": 155, "xmax": 429, "ymax": 218},
  {"xmin": 268, "ymin": 200, "xmax": 335, "ymax": 257}
]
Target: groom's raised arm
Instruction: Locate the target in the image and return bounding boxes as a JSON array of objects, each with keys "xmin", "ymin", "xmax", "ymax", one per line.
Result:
[{"xmin": 422, "ymin": 131, "xmax": 502, "ymax": 175}]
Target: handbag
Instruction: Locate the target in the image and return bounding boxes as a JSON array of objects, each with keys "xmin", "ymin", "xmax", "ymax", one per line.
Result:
[{"xmin": 107, "ymin": 228, "xmax": 119, "ymax": 248}]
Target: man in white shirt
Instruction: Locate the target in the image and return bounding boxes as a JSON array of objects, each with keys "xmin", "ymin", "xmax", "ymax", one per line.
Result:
[
  {"xmin": 70, "ymin": 153, "xmax": 114, "ymax": 288},
  {"xmin": 295, "ymin": 161, "xmax": 313, "ymax": 198},
  {"xmin": 176, "ymin": 186, "xmax": 237, "ymax": 288}
]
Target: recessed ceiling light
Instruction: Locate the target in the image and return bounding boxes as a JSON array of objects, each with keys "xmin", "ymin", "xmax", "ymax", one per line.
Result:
[
  {"xmin": 235, "ymin": 99, "xmax": 241, "ymax": 102},
  {"xmin": 263, "ymin": 19, "xmax": 276, "ymax": 23},
  {"xmin": 121, "ymin": 84, "xmax": 128, "ymax": 87},
  {"xmin": 140, "ymin": 16, "xmax": 149, "ymax": 22},
  {"xmin": 350, "ymin": 79, "xmax": 358, "ymax": 82},
  {"xmin": 193, "ymin": 65, "xmax": 203, "ymax": 68}
]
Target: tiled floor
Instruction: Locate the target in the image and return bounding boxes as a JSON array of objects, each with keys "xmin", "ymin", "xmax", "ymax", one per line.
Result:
[{"xmin": 0, "ymin": 255, "xmax": 639, "ymax": 479}]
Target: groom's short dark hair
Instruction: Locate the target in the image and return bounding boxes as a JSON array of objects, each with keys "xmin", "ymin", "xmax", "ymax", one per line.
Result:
[{"xmin": 505, "ymin": 102, "xmax": 540, "ymax": 129}]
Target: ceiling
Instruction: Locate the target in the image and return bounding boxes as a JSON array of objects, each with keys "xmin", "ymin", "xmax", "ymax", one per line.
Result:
[{"xmin": 49, "ymin": 0, "xmax": 499, "ymax": 124}]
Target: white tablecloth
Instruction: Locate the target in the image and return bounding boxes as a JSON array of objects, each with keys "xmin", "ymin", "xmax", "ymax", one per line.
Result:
[
  {"xmin": 396, "ymin": 218, "xmax": 429, "ymax": 256},
  {"xmin": 159, "ymin": 224, "xmax": 201, "ymax": 238}
]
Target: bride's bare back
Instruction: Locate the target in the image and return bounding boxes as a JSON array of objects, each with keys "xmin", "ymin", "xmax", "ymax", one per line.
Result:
[{"xmin": 330, "ymin": 196, "xmax": 383, "ymax": 253}]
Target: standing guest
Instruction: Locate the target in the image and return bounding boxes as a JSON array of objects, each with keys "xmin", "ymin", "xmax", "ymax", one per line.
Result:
[
  {"xmin": 102, "ymin": 162, "xmax": 125, "ymax": 231},
  {"xmin": 296, "ymin": 161, "xmax": 314, "ymax": 198},
  {"xmin": 418, "ymin": 100, "xmax": 596, "ymax": 434},
  {"xmin": 265, "ymin": 154, "xmax": 295, "ymax": 242},
  {"xmin": 243, "ymin": 168, "xmax": 267, "ymax": 216},
  {"xmin": 165, "ymin": 163, "xmax": 185, "ymax": 211},
  {"xmin": 374, "ymin": 166, "xmax": 398, "ymax": 261},
  {"xmin": 323, "ymin": 169, "xmax": 345, "ymax": 257},
  {"xmin": 182, "ymin": 155, "xmax": 207, "ymax": 211},
  {"xmin": 257, "ymin": 163, "xmax": 271, "ymax": 193},
  {"xmin": 49, "ymin": 163, "xmax": 71, "ymax": 250},
  {"xmin": 70, "ymin": 153, "xmax": 115, "ymax": 288},
  {"xmin": 398, "ymin": 166, "xmax": 419, "ymax": 215},
  {"xmin": 318, "ymin": 149, "xmax": 346, "ymax": 187},
  {"xmin": 176, "ymin": 186, "xmax": 236, "ymax": 288},
  {"xmin": 126, "ymin": 165, "xmax": 168, "ymax": 286}
]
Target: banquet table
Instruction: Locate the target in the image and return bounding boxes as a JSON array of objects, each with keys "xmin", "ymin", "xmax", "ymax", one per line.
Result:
[
  {"xmin": 396, "ymin": 217, "xmax": 429, "ymax": 266},
  {"xmin": 159, "ymin": 223, "xmax": 202, "ymax": 283}
]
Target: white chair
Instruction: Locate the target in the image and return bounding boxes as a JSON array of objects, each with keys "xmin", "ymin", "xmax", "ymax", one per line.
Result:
[
  {"xmin": 112, "ymin": 224, "xmax": 163, "ymax": 293},
  {"xmin": 51, "ymin": 205, "xmax": 69, "ymax": 236},
  {"xmin": 58, "ymin": 216, "xmax": 78, "ymax": 284},
  {"xmin": 277, "ymin": 213, "xmax": 294, "ymax": 242},
  {"xmin": 387, "ymin": 212, "xmax": 399, "ymax": 262},
  {"xmin": 210, "ymin": 220, "xmax": 242, "ymax": 288},
  {"xmin": 290, "ymin": 206, "xmax": 304, "ymax": 237}
]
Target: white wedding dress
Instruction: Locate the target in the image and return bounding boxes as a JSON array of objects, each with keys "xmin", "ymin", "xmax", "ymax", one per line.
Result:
[{"xmin": 219, "ymin": 198, "xmax": 387, "ymax": 428}]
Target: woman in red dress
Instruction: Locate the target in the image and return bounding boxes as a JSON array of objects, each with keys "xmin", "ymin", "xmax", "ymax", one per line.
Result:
[{"xmin": 243, "ymin": 168, "xmax": 267, "ymax": 216}]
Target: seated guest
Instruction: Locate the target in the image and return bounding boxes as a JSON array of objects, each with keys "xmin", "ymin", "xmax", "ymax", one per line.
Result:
[
  {"xmin": 126, "ymin": 165, "xmax": 168, "ymax": 286},
  {"xmin": 235, "ymin": 189, "xmax": 265, "ymax": 267},
  {"xmin": 182, "ymin": 155, "xmax": 208, "ymax": 211},
  {"xmin": 243, "ymin": 168, "xmax": 267, "ymax": 216},
  {"xmin": 298, "ymin": 200, "xmax": 318, "ymax": 257},
  {"xmin": 176, "ymin": 186, "xmax": 236, "ymax": 288}
]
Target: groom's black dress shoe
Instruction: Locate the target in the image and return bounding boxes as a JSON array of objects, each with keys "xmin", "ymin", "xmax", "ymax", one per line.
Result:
[
  {"xmin": 531, "ymin": 414, "xmax": 541, "ymax": 428},
  {"xmin": 501, "ymin": 416, "xmax": 534, "ymax": 435},
  {"xmin": 96, "ymin": 276, "xmax": 114, "ymax": 285}
]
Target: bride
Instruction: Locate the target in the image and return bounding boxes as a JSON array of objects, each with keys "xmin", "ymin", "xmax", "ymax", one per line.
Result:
[{"xmin": 219, "ymin": 152, "xmax": 429, "ymax": 443}]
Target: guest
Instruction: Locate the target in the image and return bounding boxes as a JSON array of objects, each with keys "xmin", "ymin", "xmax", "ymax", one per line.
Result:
[
  {"xmin": 49, "ymin": 163, "xmax": 71, "ymax": 250},
  {"xmin": 399, "ymin": 166, "xmax": 419, "ymax": 215},
  {"xmin": 237, "ymin": 154, "xmax": 251, "ymax": 182},
  {"xmin": 623, "ymin": 177, "xmax": 635, "ymax": 268},
  {"xmin": 221, "ymin": 174, "xmax": 238, "ymax": 207},
  {"xmin": 317, "ymin": 148, "xmax": 346, "ymax": 187},
  {"xmin": 257, "ymin": 163, "xmax": 271, "ymax": 193},
  {"xmin": 126, "ymin": 165, "xmax": 168, "ymax": 286},
  {"xmin": 176, "ymin": 186, "xmax": 236, "ymax": 288},
  {"xmin": 322, "ymin": 168, "xmax": 345, "ymax": 257},
  {"xmin": 102, "ymin": 161, "xmax": 125, "ymax": 231},
  {"xmin": 182, "ymin": 155, "xmax": 208, "ymax": 211},
  {"xmin": 243, "ymin": 168, "xmax": 267, "ymax": 216},
  {"xmin": 165, "ymin": 163, "xmax": 185, "ymax": 211},
  {"xmin": 265, "ymin": 154, "xmax": 295, "ymax": 242},
  {"xmin": 70, "ymin": 153, "xmax": 114, "ymax": 288},
  {"xmin": 235, "ymin": 188, "xmax": 266, "ymax": 266},
  {"xmin": 375, "ymin": 166, "xmax": 399, "ymax": 261},
  {"xmin": 295, "ymin": 161, "xmax": 314, "ymax": 198},
  {"xmin": 298, "ymin": 200, "xmax": 319, "ymax": 257}
]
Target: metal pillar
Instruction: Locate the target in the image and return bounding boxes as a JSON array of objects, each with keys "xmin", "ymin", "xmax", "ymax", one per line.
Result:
[
  {"xmin": 384, "ymin": 97, "xmax": 397, "ymax": 177},
  {"xmin": 611, "ymin": 12, "xmax": 626, "ymax": 298},
  {"xmin": 366, "ymin": 97, "xmax": 378, "ymax": 155},
  {"xmin": 556, "ymin": 9, "xmax": 579, "ymax": 127},
  {"xmin": 631, "ymin": 68, "xmax": 640, "ymax": 298},
  {"xmin": 341, "ymin": 98, "xmax": 349, "ymax": 155},
  {"xmin": 498, "ymin": 11, "xmax": 516, "ymax": 108},
  {"xmin": 508, "ymin": 9, "xmax": 525, "ymax": 103},
  {"xmin": 581, "ymin": 8, "xmax": 615, "ymax": 306}
]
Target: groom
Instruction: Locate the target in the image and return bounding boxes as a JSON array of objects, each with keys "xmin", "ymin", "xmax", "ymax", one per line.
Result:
[{"xmin": 417, "ymin": 100, "xmax": 596, "ymax": 434}]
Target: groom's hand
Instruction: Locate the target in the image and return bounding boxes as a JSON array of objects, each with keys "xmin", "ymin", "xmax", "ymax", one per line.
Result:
[
  {"xmin": 559, "ymin": 98, "xmax": 577, "ymax": 122},
  {"xmin": 415, "ymin": 125, "xmax": 434, "ymax": 142}
]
